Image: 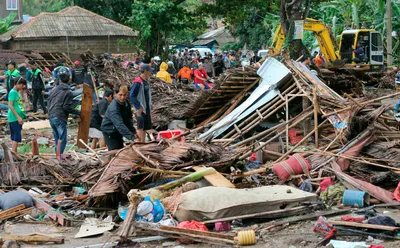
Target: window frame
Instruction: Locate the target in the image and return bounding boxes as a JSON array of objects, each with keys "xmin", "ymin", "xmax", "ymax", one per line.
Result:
[{"xmin": 6, "ymin": 0, "xmax": 18, "ymax": 11}]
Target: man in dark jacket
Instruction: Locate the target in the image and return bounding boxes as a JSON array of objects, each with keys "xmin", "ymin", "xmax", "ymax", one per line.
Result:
[
  {"xmin": 48, "ymin": 68, "xmax": 80, "ymax": 156},
  {"xmin": 89, "ymin": 89, "xmax": 113, "ymax": 149},
  {"xmin": 213, "ymin": 55, "xmax": 225, "ymax": 77},
  {"xmin": 28, "ymin": 60, "xmax": 47, "ymax": 114},
  {"xmin": 101, "ymin": 85, "xmax": 136, "ymax": 150},
  {"xmin": 72, "ymin": 61, "xmax": 86, "ymax": 87},
  {"xmin": 130, "ymin": 64, "xmax": 152, "ymax": 142}
]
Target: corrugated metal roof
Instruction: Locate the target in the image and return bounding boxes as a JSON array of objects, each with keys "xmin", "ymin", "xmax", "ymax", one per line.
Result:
[
  {"xmin": 191, "ymin": 39, "xmax": 217, "ymax": 46},
  {"xmin": 197, "ymin": 27, "xmax": 227, "ymax": 39},
  {"xmin": 0, "ymin": 6, "xmax": 137, "ymax": 42}
]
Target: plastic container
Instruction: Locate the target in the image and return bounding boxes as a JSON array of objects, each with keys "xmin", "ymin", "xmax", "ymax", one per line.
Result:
[
  {"xmin": 168, "ymin": 120, "xmax": 187, "ymax": 130},
  {"xmin": 342, "ymin": 190, "xmax": 370, "ymax": 207},
  {"xmin": 157, "ymin": 130, "xmax": 185, "ymax": 142},
  {"xmin": 272, "ymin": 153, "xmax": 312, "ymax": 181},
  {"xmin": 235, "ymin": 230, "xmax": 256, "ymax": 246}
]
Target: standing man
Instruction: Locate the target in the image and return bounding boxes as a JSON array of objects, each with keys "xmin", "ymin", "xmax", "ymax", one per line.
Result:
[
  {"xmin": 47, "ymin": 68, "xmax": 80, "ymax": 156},
  {"xmin": 72, "ymin": 61, "xmax": 86, "ymax": 87},
  {"xmin": 101, "ymin": 85, "xmax": 136, "ymax": 150},
  {"xmin": 130, "ymin": 64, "xmax": 152, "ymax": 142},
  {"xmin": 8, "ymin": 77, "xmax": 27, "ymax": 153},
  {"xmin": 89, "ymin": 89, "xmax": 114, "ymax": 149},
  {"xmin": 28, "ymin": 61, "xmax": 47, "ymax": 114},
  {"xmin": 0, "ymin": 61, "xmax": 20, "ymax": 99},
  {"xmin": 213, "ymin": 55, "xmax": 225, "ymax": 77},
  {"xmin": 203, "ymin": 57, "xmax": 215, "ymax": 78}
]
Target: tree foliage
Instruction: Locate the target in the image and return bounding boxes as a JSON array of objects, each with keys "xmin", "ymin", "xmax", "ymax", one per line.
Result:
[
  {"xmin": 0, "ymin": 12, "xmax": 17, "ymax": 35},
  {"xmin": 22, "ymin": 0, "xmax": 69, "ymax": 16},
  {"xmin": 128, "ymin": 0, "xmax": 206, "ymax": 58},
  {"xmin": 200, "ymin": 0, "xmax": 279, "ymax": 50}
]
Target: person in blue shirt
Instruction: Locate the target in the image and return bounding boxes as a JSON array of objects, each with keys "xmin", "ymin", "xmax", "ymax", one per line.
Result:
[{"xmin": 130, "ymin": 64, "xmax": 153, "ymax": 142}]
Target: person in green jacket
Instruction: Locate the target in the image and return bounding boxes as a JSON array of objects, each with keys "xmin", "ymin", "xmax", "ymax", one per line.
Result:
[
  {"xmin": 0, "ymin": 61, "xmax": 20, "ymax": 100},
  {"xmin": 28, "ymin": 60, "xmax": 47, "ymax": 113},
  {"xmin": 8, "ymin": 76, "xmax": 27, "ymax": 153}
]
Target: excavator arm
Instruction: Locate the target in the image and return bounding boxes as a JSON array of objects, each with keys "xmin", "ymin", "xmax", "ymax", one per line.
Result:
[{"xmin": 271, "ymin": 18, "xmax": 340, "ymax": 63}]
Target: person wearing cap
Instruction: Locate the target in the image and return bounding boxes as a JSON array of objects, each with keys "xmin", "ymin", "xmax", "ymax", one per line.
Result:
[
  {"xmin": 48, "ymin": 67, "xmax": 81, "ymax": 156},
  {"xmin": 130, "ymin": 64, "xmax": 152, "ymax": 142},
  {"xmin": 28, "ymin": 60, "xmax": 47, "ymax": 114},
  {"xmin": 194, "ymin": 63, "xmax": 211, "ymax": 90},
  {"xmin": 89, "ymin": 89, "xmax": 114, "ymax": 149},
  {"xmin": 8, "ymin": 76, "xmax": 27, "ymax": 153},
  {"xmin": 101, "ymin": 85, "xmax": 136, "ymax": 150},
  {"xmin": 0, "ymin": 61, "xmax": 20, "ymax": 99},
  {"xmin": 72, "ymin": 60, "xmax": 86, "ymax": 87}
]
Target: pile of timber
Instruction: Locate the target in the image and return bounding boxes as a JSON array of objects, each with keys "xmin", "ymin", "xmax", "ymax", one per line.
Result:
[{"xmin": 185, "ymin": 67, "xmax": 260, "ymax": 125}]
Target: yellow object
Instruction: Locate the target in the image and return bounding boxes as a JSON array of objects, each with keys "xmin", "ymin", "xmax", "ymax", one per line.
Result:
[
  {"xmin": 156, "ymin": 62, "xmax": 172, "ymax": 83},
  {"xmin": 235, "ymin": 230, "xmax": 256, "ymax": 246},
  {"xmin": 271, "ymin": 18, "xmax": 384, "ymax": 70}
]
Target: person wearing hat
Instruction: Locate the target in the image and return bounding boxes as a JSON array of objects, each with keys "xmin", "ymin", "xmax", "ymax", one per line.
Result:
[
  {"xmin": 28, "ymin": 60, "xmax": 47, "ymax": 114},
  {"xmin": 101, "ymin": 85, "xmax": 136, "ymax": 150},
  {"xmin": 48, "ymin": 67, "xmax": 81, "ymax": 156},
  {"xmin": 8, "ymin": 76, "xmax": 27, "ymax": 153},
  {"xmin": 72, "ymin": 60, "xmax": 86, "ymax": 87},
  {"xmin": 130, "ymin": 64, "xmax": 152, "ymax": 142},
  {"xmin": 89, "ymin": 89, "xmax": 114, "ymax": 149},
  {"xmin": 0, "ymin": 61, "xmax": 20, "ymax": 99}
]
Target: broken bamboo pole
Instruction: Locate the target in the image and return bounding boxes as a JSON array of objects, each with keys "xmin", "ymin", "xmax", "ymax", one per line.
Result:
[
  {"xmin": 238, "ymin": 110, "xmax": 314, "ymax": 160},
  {"xmin": 221, "ymin": 83, "xmax": 297, "ymax": 140},
  {"xmin": 322, "ymin": 91, "xmax": 400, "ymax": 118},
  {"xmin": 223, "ymin": 90, "xmax": 300, "ymax": 147},
  {"xmin": 313, "ymin": 88, "xmax": 319, "ymax": 149},
  {"xmin": 79, "ymin": 139, "xmax": 104, "ymax": 163},
  {"xmin": 274, "ymin": 119, "xmax": 328, "ymax": 163}
]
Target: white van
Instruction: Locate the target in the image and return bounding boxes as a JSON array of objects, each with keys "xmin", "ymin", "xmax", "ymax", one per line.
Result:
[{"xmin": 194, "ymin": 47, "xmax": 214, "ymax": 57}]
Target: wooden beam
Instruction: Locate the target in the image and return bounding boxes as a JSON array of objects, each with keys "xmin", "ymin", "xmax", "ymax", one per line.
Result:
[
  {"xmin": 330, "ymin": 220, "xmax": 400, "ymax": 231},
  {"xmin": 193, "ymin": 166, "xmax": 235, "ymax": 188},
  {"xmin": 77, "ymin": 84, "xmax": 93, "ymax": 149},
  {"xmin": 2, "ymin": 234, "xmax": 64, "ymax": 244}
]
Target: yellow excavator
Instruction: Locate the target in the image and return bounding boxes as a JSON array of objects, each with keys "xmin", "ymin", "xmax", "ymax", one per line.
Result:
[{"xmin": 271, "ymin": 18, "xmax": 384, "ymax": 70}]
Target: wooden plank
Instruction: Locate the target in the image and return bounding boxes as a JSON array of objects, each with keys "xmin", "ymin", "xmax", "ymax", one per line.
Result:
[
  {"xmin": 77, "ymin": 84, "xmax": 93, "ymax": 149},
  {"xmin": 2, "ymin": 234, "xmax": 64, "ymax": 244},
  {"xmin": 160, "ymin": 225, "xmax": 235, "ymax": 239},
  {"xmin": 330, "ymin": 220, "xmax": 400, "ymax": 231},
  {"xmin": 23, "ymin": 120, "xmax": 51, "ymax": 130},
  {"xmin": 193, "ymin": 166, "xmax": 235, "ymax": 188},
  {"xmin": 202, "ymin": 206, "xmax": 309, "ymax": 224},
  {"xmin": 0, "ymin": 204, "xmax": 25, "ymax": 218},
  {"xmin": 0, "ymin": 207, "xmax": 33, "ymax": 220}
]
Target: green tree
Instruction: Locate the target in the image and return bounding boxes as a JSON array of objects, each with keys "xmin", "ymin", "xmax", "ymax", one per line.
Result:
[
  {"xmin": 199, "ymin": 0, "xmax": 279, "ymax": 50},
  {"xmin": 22, "ymin": 0, "xmax": 69, "ymax": 16},
  {"xmin": 128, "ymin": 0, "xmax": 207, "ymax": 58},
  {"xmin": 0, "ymin": 12, "xmax": 17, "ymax": 35}
]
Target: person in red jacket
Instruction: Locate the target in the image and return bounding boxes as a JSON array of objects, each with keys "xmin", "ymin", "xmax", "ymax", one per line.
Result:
[{"xmin": 194, "ymin": 63, "xmax": 211, "ymax": 90}]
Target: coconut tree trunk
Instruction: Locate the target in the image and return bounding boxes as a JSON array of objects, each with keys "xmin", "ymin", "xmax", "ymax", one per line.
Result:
[{"xmin": 280, "ymin": 0, "xmax": 311, "ymax": 59}]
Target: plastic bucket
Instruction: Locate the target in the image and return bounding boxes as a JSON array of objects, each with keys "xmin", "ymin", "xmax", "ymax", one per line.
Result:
[{"xmin": 342, "ymin": 190, "xmax": 370, "ymax": 207}]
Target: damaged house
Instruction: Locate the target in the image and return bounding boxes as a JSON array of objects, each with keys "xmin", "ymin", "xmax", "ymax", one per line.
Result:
[{"xmin": 0, "ymin": 6, "xmax": 138, "ymax": 58}]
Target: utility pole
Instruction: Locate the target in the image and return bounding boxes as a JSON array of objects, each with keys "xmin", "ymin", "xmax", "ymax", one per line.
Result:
[{"xmin": 387, "ymin": 0, "xmax": 393, "ymax": 66}]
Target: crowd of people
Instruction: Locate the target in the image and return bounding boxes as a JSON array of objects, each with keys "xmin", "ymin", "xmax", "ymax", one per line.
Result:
[
  {"xmin": 144, "ymin": 48, "xmax": 264, "ymax": 90},
  {"xmin": 0, "ymin": 48, "xmax": 262, "ymax": 155}
]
